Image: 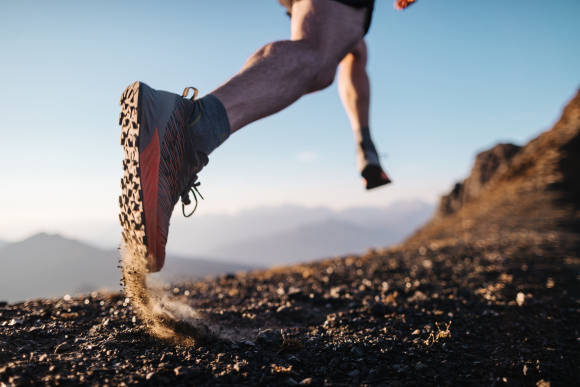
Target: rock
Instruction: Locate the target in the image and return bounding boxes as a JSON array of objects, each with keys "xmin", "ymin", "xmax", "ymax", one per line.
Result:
[
  {"xmin": 330, "ymin": 286, "xmax": 347, "ymax": 298},
  {"xmin": 241, "ymin": 339, "xmax": 256, "ymax": 347},
  {"xmin": 276, "ymin": 305, "xmax": 297, "ymax": 316},
  {"xmin": 287, "ymin": 287, "xmax": 303, "ymax": 300},
  {"xmin": 415, "ymin": 362, "xmax": 427, "ymax": 370},
  {"xmin": 7, "ymin": 318, "xmax": 23, "ymax": 326},
  {"xmin": 408, "ymin": 291, "xmax": 428, "ymax": 302},
  {"xmin": 516, "ymin": 292, "xmax": 526, "ymax": 307},
  {"xmin": 8, "ymin": 376, "xmax": 22, "ymax": 385},
  {"xmin": 437, "ymin": 143, "xmax": 521, "ymax": 217},
  {"xmin": 350, "ymin": 346, "xmax": 364, "ymax": 358},
  {"xmin": 370, "ymin": 302, "xmax": 387, "ymax": 317},
  {"xmin": 53, "ymin": 342, "xmax": 72, "ymax": 354},
  {"xmin": 256, "ymin": 329, "xmax": 282, "ymax": 348}
]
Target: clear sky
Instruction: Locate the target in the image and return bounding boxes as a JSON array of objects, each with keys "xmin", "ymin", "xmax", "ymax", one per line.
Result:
[{"xmin": 1, "ymin": 0, "xmax": 579, "ymax": 241}]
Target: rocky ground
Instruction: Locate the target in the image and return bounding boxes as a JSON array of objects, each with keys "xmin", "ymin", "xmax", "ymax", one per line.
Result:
[
  {"xmin": 1, "ymin": 229, "xmax": 578, "ymax": 386},
  {"xmin": 1, "ymin": 92, "xmax": 579, "ymax": 386}
]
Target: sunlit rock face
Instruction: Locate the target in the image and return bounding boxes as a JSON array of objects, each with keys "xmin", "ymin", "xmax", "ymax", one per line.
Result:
[
  {"xmin": 437, "ymin": 143, "xmax": 522, "ymax": 217},
  {"xmin": 415, "ymin": 89, "xmax": 580, "ymax": 242}
]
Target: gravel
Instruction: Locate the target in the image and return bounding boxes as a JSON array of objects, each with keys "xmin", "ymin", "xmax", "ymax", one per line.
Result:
[{"xmin": 1, "ymin": 228, "xmax": 578, "ymax": 386}]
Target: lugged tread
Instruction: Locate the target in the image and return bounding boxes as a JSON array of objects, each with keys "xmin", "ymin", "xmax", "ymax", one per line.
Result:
[{"xmin": 119, "ymin": 82, "xmax": 148, "ymax": 267}]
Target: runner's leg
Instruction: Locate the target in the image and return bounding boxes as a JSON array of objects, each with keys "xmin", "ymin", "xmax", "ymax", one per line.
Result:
[
  {"xmin": 338, "ymin": 39, "xmax": 391, "ymax": 188},
  {"xmin": 212, "ymin": 0, "xmax": 366, "ymax": 133},
  {"xmin": 338, "ymin": 39, "xmax": 370, "ymax": 132},
  {"xmin": 119, "ymin": 1, "xmax": 372, "ymax": 272}
]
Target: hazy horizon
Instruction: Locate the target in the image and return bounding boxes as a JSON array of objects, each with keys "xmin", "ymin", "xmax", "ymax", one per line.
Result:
[
  {"xmin": 0, "ymin": 200, "xmax": 434, "ymax": 301},
  {"xmin": 0, "ymin": 200, "xmax": 434, "ymax": 262}
]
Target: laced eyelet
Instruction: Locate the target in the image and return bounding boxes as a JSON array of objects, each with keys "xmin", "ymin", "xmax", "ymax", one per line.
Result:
[{"xmin": 181, "ymin": 180, "xmax": 204, "ymax": 217}]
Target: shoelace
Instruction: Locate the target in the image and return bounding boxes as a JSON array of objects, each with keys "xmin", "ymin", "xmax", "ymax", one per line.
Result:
[{"xmin": 181, "ymin": 179, "xmax": 204, "ymax": 217}]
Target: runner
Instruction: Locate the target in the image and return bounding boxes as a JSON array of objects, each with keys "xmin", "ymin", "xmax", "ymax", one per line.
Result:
[{"xmin": 119, "ymin": 0, "xmax": 416, "ymax": 272}]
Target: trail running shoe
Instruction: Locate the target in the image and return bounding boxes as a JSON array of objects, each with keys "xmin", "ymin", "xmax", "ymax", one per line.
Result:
[
  {"xmin": 119, "ymin": 81, "xmax": 207, "ymax": 272},
  {"xmin": 362, "ymin": 164, "xmax": 392, "ymax": 190}
]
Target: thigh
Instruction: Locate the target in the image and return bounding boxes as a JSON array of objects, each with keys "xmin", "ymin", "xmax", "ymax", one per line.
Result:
[{"xmin": 290, "ymin": 0, "xmax": 366, "ymax": 65}]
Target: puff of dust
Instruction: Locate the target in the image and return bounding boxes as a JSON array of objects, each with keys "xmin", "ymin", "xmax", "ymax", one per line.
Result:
[{"xmin": 120, "ymin": 242, "xmax": 216, "ymax": 345}]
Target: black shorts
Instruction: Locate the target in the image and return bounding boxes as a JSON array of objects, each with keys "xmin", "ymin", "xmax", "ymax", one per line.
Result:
[{"xmin": 278, "ymin": 0, "xmax": 374, "ymax": 35}]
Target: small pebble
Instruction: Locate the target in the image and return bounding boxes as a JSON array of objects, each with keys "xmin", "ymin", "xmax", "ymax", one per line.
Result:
[{"xmin": 516, "ymin": 292, "xmax": 525, "ymax": 307}]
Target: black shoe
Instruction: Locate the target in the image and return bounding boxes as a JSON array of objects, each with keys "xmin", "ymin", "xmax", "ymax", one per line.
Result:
[{"xmin": 362, "ymin": 164, "xmax": 392, "ymax": 190}]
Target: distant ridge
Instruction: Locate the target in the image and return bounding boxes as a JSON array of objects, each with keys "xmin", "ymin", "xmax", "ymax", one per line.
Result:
[
  {"xmin": 0, "ymin": 233, "xmax": 253, "ymax": 303},
  {"xmin": 210, "ymin": 201, "xmax": 433, "ymax": 265},
  {"xmin": 0, "ymin": 233, "xmax": 119, "ymax": 302}
]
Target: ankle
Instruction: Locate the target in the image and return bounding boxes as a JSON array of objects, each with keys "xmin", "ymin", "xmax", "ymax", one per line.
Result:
[{"xmin": 187, "ymin": 94, "xmax": 231, "ymax": 155}]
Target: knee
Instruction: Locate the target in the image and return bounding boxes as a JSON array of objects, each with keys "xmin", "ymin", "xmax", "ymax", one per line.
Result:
[
  {"xmin": 301, "ymin": 45, "xmax": 338, "ymax": 92},
  {"xmin": 309, "ymin": 62, "xmax": 336, "ymax": 91}
]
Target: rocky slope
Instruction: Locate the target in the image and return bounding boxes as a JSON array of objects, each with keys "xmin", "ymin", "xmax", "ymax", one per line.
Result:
[
  {"xmin": 413, "ymin": 89, "xmax": 580, "ymax": 242},
  {"xmin": 437, "ymin": 143, "xmax": 522, "ymax": 217},
  {"xmin": 1, "ymin": 91, "xmax": 579, "ymax": 386}
]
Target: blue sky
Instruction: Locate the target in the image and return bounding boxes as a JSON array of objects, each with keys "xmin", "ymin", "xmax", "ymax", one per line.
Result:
[{"xmin": 0, "ymin": 0, "xmax": 579, "ymax": 241}]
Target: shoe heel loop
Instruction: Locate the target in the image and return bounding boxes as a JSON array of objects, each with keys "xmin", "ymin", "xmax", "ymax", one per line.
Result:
[{"xmin": 182, "ymin": 87, "xmax": 198, "ymax": 101}]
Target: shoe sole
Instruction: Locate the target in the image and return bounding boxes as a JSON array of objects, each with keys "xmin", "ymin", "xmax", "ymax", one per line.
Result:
[
  {"xmin": 119, "ymin": 82, "xmax": 148, "ymax": 264},
  {"xmin": 366, "ymin": 179, "xmax": 392, "ymax": 190},
  {"xmin": 362, "ymin": 164, "xmax": 392, "ymax": 190}
]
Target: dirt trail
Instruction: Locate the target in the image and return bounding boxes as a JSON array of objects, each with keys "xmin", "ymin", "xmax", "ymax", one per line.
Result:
[{"xmin": 1, "ymin": 228, "xmax": 578, "ymax": 385}]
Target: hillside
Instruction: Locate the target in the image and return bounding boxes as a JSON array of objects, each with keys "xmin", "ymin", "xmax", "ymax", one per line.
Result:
[
  {"xmin": 0, "ymin": 234, "xmax": 253, "ymax": 303},
  {"xmin": 0, "ymin": 233, "xmax": 119, "ymax": 302},
  {"xmin": 408, "ymin": 89, "xmax": 580, "ymax": 243},
  {"xmin": 1, "ymin": 91, "xmax": 579, "ymax": 385}
]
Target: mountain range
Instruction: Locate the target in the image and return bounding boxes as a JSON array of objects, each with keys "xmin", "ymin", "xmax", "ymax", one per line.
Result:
[
  {"xmin": 81, "ymin": 201, "xmax": 434, "ymax": 264},
  {"xmin": 0, "ymin": 233, "xmax": 252, "ymax": 303},
  {"xmin": 212, "ymin": 206, "xmax": 431, "ymax": 265},
  {"xmin": 0, "ymin": 201, "xmax": 432, "ymax": 302}
]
